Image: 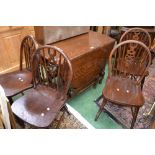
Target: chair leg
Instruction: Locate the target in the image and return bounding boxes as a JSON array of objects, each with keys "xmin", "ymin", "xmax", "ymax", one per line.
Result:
[
  {"xmin": 95, "ymin": 97, "xmax": 107, "ymax": 121},
  {"xmin": 56, "ymin": 111, "xmax": 65, "ymax": 129},
  {"xmin": 7, "ymin": 102, "xmax": 16, "ymax": 129},
  {"xmin": 64, "ymin": 105, "xmax": 71, "ymax": 115},
  {"xmin": 15, "ymin": 116, "xmax": 25, "ymax": 128},
  {"xmin": 130, "ymin": 106, "xmax": 140, "ymax": 129},
  {"xmin": 8, "ymin": 97, "xmax": 13, "ymax": 104},
  {"xmin": 131, "ymin": 107, "xmax": 134, "ymax": 117}
]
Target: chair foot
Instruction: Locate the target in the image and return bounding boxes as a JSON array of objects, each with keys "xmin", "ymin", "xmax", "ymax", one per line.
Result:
[
  {"xmin": 63, "ymin": 105, "xmax": 71, "ymax": 115},
  {"xmin": 8, "ymin": 97, "xmax": 13, "ymax": 104},
  {"xmin": 7, "ymin": 102, "xmax": 16, "ymax": 129},
  {"xmin": 15, "ymin": 116, "xmax": 25, "ymax": 128},
  {"xmin": 95, "ymin": 108, "xmax": 103, "ymax": 121},
  {"xmin": 131, "ymin": 107, "xmax": 134, "ymax": 117},
  {"xmin": 56, "ymin": 111, "xmax": 65, "ymax": 129},
  {"xmin": 95, "ymin": 97, "xmax": 107, "ymax": 121},
  {"xmin": 65, "ymin": 106, "xmax": 71, "ymax": 115},
  {"xmin": 130, "ymin": 107, "xmax": 140, "ymax": 129}
]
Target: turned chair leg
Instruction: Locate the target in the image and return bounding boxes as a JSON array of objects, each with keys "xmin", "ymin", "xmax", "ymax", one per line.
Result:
[
  {"xmin": 15, "ymin": 116, "xmax": 25, "ymax": 128},
  {"xmin": 56, "ymin": 111, "xmax": 65, "ymax": 129},
  {"xmin": 131, "ymin": 107, "xmax": 134, "ymax": 117},
  {"xmin": 95, "ymin": 97, "xmax": 107, "ymax": 121},
  {"xmin": 8, "ymin": 97, "xmax": 13, "ymax": 104},
  {"xmin": 64, "ymin": 105, "xmax": 71, "ymax": 115},
  {"xmin": 7, "ymin": 102, "xmax": 16, "ymax": 129},
  {"xmin": 130, "ymin": 106, "xmax": 140, "ymax": 129}
]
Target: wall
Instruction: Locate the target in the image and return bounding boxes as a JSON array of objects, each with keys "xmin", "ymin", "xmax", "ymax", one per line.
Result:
[
  {"xmin": 0, "ymin": 26, "xmax": 111, "ymax": 74},
  {"xmin": 0, "ymin": 26, "xmax": 34, "ymax": 74}
]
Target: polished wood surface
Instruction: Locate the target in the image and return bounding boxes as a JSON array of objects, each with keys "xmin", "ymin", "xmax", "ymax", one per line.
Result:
[
  {"xmin": 12, "ymin": 85, "xmax": 65, "ymax": 127},
  {"xmin": 12, "ymin": 46, "xmax": 73, "ymax": 128},
  {"xmin": 0, "ymin": 35, "xmax": 38, "ymax": 101},
  {"xmin": 52, "ymin": 31, "xmax": 115, "ymax": 60},
  {"xmin": 0, "ymin": 70, "xmax": 32, "ymax": 97},
  {"xmin": 0, "ymin": 26, "xmax": 35, "ymax": 74},
  {"xmin": 103, "ymin": 76, "xmax": 144, "ymax": 106},
  {"xmin": 95, "ymin": 40, "xmax": 151, "ymax": 128},
  {"xmin": 49, "ymin": 31, "xmax": 115, "ymax": 93}
]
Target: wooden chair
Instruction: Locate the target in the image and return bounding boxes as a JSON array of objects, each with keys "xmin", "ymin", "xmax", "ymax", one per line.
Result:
[
  {"xmin": 0, "ymin": 35, "xmax": 38, "ymax": 103},
  {"xmin": 120, "ymin": 27, "xmax": 152, "ymax": 49},
  {"xmin": 95, "ymin": 40, "xmax": 151, "ymax": 128},
  {"xmin": 11, "ymin": 45, "xmax": 73, "ymax": 128}
]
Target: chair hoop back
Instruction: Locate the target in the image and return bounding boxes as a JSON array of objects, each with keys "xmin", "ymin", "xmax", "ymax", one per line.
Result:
[
  {"xmin": 32, "ymin": 45, "xmax": 73, "ymax": 95},
  {"xmin": 120, "ymin": 27, "xmax": 152, "ymax": 49},
  {"xmin": 109, "ymin": 40, "xmax": 151, "ymax": 84},
  {"xmin": 20, "ymin": 35, "xmax": 38, "ymax": 71}
]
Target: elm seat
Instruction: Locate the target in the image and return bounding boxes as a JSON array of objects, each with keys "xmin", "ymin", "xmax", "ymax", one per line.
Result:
[
  {"xmin": 0, "ymin": 69, "xmax": 32, "ymax": 97},
  {"xmin": 12, "ymin": 85, "xmax": 65, "ymax": 127},
  {"xmin": 103, "ymin": 76, "xmax": 144, "ymax": 107}
]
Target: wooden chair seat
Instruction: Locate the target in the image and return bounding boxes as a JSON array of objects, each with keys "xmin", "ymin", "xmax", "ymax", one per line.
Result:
[
  {"xmin": 11, "ymin": 85, "xmax": 65, "ymax": 128},
  {"xmin": 0, "ymin": 69, "xmax": 32, "ymax": 97},
  {"xmin": 103, "ymin": 76, "xmax": 144, "ymax": 107}
]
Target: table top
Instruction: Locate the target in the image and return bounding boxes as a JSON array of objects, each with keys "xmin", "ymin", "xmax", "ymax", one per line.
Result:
[{"xmin": 51, "ymin": 31, "xmax": 115, "ymax": 60}]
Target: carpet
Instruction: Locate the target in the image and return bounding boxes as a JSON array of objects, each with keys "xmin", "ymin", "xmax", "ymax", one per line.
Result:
[
  {"xmin": 95, "ymin": 59, "xmax": 155, "ymax": 129},
  {"xmin": 95, "ymin": 97, "xmax": 153, "ymax": 129},
  {"xmin": 68, "ymin": 65, "xmax": 122, "ymax": 129},
  {"xmin": 16, "ymin": 111, "xmax": 87, "ymax": 129}
]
